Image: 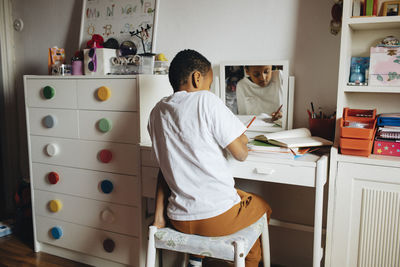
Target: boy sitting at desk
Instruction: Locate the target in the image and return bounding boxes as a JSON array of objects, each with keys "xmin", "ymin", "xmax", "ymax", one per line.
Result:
[
  {"xmin": 236, "ymin": 65, "xmax": 283, "ymax": 121},
  {"xmin": 148, "ymin": 49, "xmax": 272, "ymax": 267}
]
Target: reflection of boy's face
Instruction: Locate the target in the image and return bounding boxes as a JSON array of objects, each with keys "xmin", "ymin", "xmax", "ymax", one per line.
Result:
[{"xmin": 246, "ymin": 66, "xmax": 272, "ymax": 87}]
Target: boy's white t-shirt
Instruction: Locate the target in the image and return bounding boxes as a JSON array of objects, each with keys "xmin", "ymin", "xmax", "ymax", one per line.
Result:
[
  {"xmin": 148, "ymin": 90, "xmax": 246, "ymax": 221},
  {"xmin": 236, "ymin": 70, "xmax": 283, "ymax": 115}
]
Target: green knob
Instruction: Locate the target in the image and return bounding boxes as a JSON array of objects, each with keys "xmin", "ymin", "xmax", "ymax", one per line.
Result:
[
  {"xmin": 43, "ymin": 86, "xmax": 55, "ymax": 99},
  {"xmin": 98, "ymin": 118, "xmax": 112, "ymax": 133}
]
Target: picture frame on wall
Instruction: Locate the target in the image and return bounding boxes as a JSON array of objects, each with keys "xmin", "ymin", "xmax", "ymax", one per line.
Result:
[
  {"xmin": 382, "ymin": 1, "xmax": 400, "ymax": 16},
  {"xmin": 79, "ymin": 0, "xmax": 160, "ymax": 53}
]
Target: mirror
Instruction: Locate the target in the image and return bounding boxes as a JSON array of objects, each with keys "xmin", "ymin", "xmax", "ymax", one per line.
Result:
[{"xmin": 219, "ymin": 60, "xmax": 291, "ymax": 132}]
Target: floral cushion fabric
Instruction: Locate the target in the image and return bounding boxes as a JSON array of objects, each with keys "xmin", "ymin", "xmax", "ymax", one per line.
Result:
[{"xmin": 154, "ymin": 214, "xmax": 267, "ymax": 261}]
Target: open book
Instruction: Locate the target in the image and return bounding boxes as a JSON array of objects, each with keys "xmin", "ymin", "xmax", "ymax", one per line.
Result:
[
  {"xmin": 248, "ymin": 140, "xmax": 312, "ymax": 159},
  {"xmin": 254, "ymin": 128, "xmax": 333, "ymax": 148}
]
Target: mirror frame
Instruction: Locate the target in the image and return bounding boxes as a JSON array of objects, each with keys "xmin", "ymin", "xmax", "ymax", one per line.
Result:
[{"xmin": 219, "ymin": 60, "xmax": 291, "ymax": 132}]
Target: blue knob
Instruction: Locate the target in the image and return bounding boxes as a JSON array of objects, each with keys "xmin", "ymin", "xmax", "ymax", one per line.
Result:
[
  {"xmin": 51, "ymin": 226, "xmax": 63, "ymax": 239},
  {"xmin": 101, "ymin": 180, "xmax": 114, "ymax": 194},
  {"xmin": 43, "ymin": 115, "xmax": 57, "ymax": 128}
]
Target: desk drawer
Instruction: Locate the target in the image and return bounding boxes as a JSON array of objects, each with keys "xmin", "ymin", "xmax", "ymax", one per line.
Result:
[
  {"xmin": 230, "ymin": 160, "xmax": 316, "ymax": 187},
  {"xmin": 25, "ymin": 79, "xmax": 77, "ymax": 109},
  {"xmin": 27, "ymin": 108, "xmax": 79, "ymax": 138},
  {"xmin": 34, "ymin": 190, "xmax": 139, "ymax": 237},
  {"xmin": 77, "ymin": 79, "xmax": 137, "ymax": 111},
  {"xmin": 36, "ymin": 216, "xmax": 139, "ymax": 266},
  {"xmin": 30, "ymin": 136, "xmax": 139, "ymax": 175},
  {"xmin": 142, "ymin": 166, "xmax": 158, "ymax": 198},
  {"xmin": 79, "ymin": 110, "xmax": 138, "ymax": 143},
  {"xmin": 32, "ymin": 163, "xmax": 140, "ymax": 206}
]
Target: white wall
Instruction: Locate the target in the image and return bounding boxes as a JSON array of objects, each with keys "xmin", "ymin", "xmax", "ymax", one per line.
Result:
[{"xmin": 11, "ymin": 0, "xmax": 340, "ymax": 266}]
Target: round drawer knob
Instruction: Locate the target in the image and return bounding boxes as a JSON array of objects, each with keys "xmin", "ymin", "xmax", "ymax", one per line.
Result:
[
  {"xmin": 43, "ymin": 86, "xmax": 55, "ymax": 99},
  {"xmin": 46, "ymin": 143, "xmax": 59, "ymax": 157},
  {"xmin": 48, "ymin": 172, "xmax": 60, "ymax": 184},
  {"xmin": 98, "ymin": 118, "xmax": 112, "ymax": 133},
  {"xmin": 43, "ymin": 115, "xmax": 57, "ymax": 128},
  {"xmin": 48, "ymin": 199, "xmax": 63, "ymax": 213},
  {"xmin": 99, "ymin": 149, "xmax": 112, "ymax": 163},
  {"xmin": 103, "ymin": 238, "xmax": 115, "ymax": 253},
  {"xmin": 97, "ymin": 86, "xmax": 111, "ymax": 101},
  {"xmin": 51, "ymin": 226, "xmax": 63, "ymax": 239},
  {"xmin": 101, "ymin": 180, "xmax": 114, "ymax": 194},
  {"xmin": 100, "ymin": 208, "xmax": 115, "ymax": 223}
]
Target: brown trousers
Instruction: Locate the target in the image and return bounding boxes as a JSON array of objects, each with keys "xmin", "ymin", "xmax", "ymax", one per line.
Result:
[{"xmin": 170, "ymin": 189, "xmax": 272, "ymax": 267}]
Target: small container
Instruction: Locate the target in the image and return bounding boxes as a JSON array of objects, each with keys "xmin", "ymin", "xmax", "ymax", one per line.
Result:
[
  {"xmin": 72, "ymin": 60, "xmax": 83, "ymax": 75},
  {"xmin": 349, "ymin": 65, "xmax": 365, "ymax": 84},
  {"xmin": 309, "ymin": 117, "xmax": 336, "ymax": 141},
  {"xmin": 139, "ymin": 53, "xmax": 155, "ymax": 74}
]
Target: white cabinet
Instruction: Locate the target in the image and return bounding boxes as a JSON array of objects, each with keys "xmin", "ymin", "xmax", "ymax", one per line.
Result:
[
  {"xmin": 327, "ymin": 160, "xmax": 400, "ymax": 267},
  {"xmin": 24, "ymin": 75, "xmax": 172, "ymax": 267},
  {"xmin": 325, "ymin": 1, "xmax": 400, "ymax": 266}
]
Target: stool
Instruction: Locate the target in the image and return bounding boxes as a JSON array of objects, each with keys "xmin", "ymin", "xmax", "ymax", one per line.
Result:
[{"xmin": 146, "ymin": 214, "xmax": 270, "ymax": 267}]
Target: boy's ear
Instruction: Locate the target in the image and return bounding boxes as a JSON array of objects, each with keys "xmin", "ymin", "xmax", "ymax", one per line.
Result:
[{"xmin": 192, "ymin": 71, "xmax": 201, "ymax": 88}]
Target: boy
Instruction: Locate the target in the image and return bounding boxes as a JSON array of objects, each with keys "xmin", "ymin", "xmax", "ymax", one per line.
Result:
[
  {"xmin": 236, "ymin": 65, "xmax": 283, "ymax": 120},
  {"xmin": 148, "ymin": 49, "xmax": 271, "ymax": 267}
]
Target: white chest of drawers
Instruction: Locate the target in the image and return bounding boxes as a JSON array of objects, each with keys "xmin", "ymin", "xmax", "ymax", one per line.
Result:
[{"xmin": 24, "ymin": 75, "xmax": 172, "ymax": 267}]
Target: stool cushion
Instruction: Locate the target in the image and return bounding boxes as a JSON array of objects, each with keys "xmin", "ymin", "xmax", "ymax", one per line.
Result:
[{"xmin": 154, "ymin": 214, "xmax": 267, "ymax": 261}]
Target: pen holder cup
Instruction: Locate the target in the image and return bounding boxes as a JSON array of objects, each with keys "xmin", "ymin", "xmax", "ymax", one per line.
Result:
[{"xmin": 308, "ymin": 117, "xmax": 336, "ymax": 141}]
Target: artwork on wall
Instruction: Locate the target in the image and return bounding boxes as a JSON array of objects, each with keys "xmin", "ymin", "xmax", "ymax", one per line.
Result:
[{"xmin": 79, "ymin": 0, "xmax": 159, "ymax": 53}]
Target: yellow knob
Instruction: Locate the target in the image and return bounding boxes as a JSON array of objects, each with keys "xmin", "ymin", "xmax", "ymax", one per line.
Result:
[
  {"xmin": 97, "ymin": 86, "xmax": 111, "ymax": 101},
  {"xmin": 49, "ymin": 199, "xmax": 63, "ymax": 213}
]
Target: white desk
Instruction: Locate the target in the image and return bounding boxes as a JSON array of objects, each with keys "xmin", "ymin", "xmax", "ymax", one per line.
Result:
[{"xmin": 229, "ymin": 152, "xmax": 328, "ymax": 267}]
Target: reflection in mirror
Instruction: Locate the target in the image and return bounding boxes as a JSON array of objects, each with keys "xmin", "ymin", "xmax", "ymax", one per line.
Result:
[{"xmin": 220, "ymin": 61, "xmax": 290, "ymax": 132}]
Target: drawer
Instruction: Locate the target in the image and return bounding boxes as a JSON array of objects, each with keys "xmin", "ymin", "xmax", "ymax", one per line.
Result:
[
  {"xmin": 27, "ymin": 108, "xmax": 79, "ymax": 138},
  {"xmin": 77, "ymin": 79, "xmax": 137, "ymax": 111},
  {"xmin": 35, "ymin": 216, "xmax": 138, "ymax": 266},
  {"xmin": 25, "ymin": 79, "xmax": 77, "ymax": 109},
  {"xmin": 32, "ymin": 163, "xmax": 140, "ymax": 206},
  {"xmin": 79, "ymin": 110, "xmax": 139, "ymax": 143},
  {"xmin": 229, "ymin": 160, "xmax": 316, "ymax": 187},
  {"xmin": 140, "ymin": 147, "xmax": 158, "ymax": 167},
  {"xmin": 34, "ymin": 190, "xmax": 139, "ymax": 237},
  {"xmin": 30, "ymin": 136, "xmax": 139, "ymax": 175},
  {"xmin": 142, "ymin": 166, "xmax": 158, "ymax": 198}
]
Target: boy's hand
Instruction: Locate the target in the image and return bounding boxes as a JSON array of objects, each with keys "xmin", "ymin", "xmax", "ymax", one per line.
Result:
[{"xmin": 271, "ymin": 111, "xmax": 283, "ymax": 121}]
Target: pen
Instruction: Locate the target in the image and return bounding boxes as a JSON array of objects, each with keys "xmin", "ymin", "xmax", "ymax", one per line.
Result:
[
  {"xmin": 275, "ymin": 104, "xmax": 283, "ymax": 114},
  {"xmin": 311, "ymin": 102, "xmax": 316, "ymax": 118},
  {"xmin": 246, "ymin": 116, "xmax": 256, "ymax": 128},
  {"xmin": 307, "ymin": 109, "xmax": 312, "ymax": 118}
]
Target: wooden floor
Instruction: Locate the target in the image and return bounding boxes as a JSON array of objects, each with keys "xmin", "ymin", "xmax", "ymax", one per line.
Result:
[{"xmin": 0, "ymin": 235, "xmax": 91, "ymax": 267}]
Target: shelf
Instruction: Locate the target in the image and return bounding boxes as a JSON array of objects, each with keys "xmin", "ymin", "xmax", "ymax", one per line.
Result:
[
  {"xmin": 344, "ymin": 85, "xmax": 400, "ymax": 93},
  {"xmin": 337, "ymin": 153, "xmax": 400, "ymax": 168},
  {"xmin": 346, "ymin": 16, "xmax": 400, "ymax": 30}
]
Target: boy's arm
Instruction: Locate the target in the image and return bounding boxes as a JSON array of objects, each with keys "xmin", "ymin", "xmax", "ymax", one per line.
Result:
[
  {"xmin": 226, "ymin": 133, "xmax": 248, "ymax": 161},
  {"xmin": 153, "ymin": 169, "xmax": 170, "ymax": 229}
]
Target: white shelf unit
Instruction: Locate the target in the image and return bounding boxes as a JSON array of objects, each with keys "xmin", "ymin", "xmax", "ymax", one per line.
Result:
[{"xmin": 325, "ymin": 1, "xmax": 400, "ymax": 266}]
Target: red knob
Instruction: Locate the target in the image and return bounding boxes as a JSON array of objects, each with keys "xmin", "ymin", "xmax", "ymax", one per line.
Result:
[
  {"xmin": 99, "ymin": 149, "xmax": 112, "ymax": 163},
  {"xmin": 48, "ymin": 172, "xmax": 60, "ymax": 184}
]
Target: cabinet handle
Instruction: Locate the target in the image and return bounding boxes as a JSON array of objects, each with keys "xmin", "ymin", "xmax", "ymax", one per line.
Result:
[
  {"xmin": 48, "ymin": 199, "xmax": 63, "ymax": 213},
  {"xmin": 101, "ymin": 179, "xmax": 114, "ymax": 194},
  {"xmin": 46, "ymin": 143, "xmax": 59, "ymax": 157},
  {"xmin": 100, "ymin": 208, "xmax": 115, "ymax": 223},
  {"xmin": 48, "ymin": 172, "xmax": 60, "ymax": 184},
  {"xmin": 103, "ymin": 238, "xmax": 115, "ymax": 253},
  {"xmin": 51, "ymin": 226, "xmax": 63, "ymax": 239},
  {"xmin": 98, "ymin": 118, "xmax": 112, "ymax": 133},
  {"xmin": 43, "ymin": 86, "xmax": 55, "ymax": 99},
  {"xmin": 97, "ymin": 86, "xmax": 111, "ymax": 101},
  {"xmin": 43, "ymin": 115, "xmax": 57, "ymax": 128},
  {"xmin": 254, "ymin": 167, "xmax": 275, "ymax": 175},
  {"xmin": 99, "ymin": 149, "xmax": 112, "ymax": 163}
]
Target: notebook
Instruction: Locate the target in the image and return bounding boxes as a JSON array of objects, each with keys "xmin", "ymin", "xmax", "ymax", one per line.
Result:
[{"xmin": 254, "ymin": 128, "xmax": 333, "ymax": 148}]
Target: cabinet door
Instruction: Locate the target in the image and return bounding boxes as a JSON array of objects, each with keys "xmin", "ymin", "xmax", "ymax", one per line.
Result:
[{"xmin": 331, "ymin": 162, "xmax": 400, "ymax": 267}]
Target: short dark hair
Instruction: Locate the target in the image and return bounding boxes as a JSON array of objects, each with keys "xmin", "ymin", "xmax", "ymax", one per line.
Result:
[{"xmin": 168, "ymin": 49, "xmax": 211, "ymax": 92}]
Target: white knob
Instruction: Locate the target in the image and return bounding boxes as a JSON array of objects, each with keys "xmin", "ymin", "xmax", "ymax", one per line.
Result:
[
  {"xmin": 46, "ymin": 143, "xmax": 59, "ymax": 157},
  {"xmin": 254, "ymin": 167, "xmax": 275, "ymax": 175},
  {"xmin": 100, "ymin": 208, "xmax": 115, "ymax": 223}
]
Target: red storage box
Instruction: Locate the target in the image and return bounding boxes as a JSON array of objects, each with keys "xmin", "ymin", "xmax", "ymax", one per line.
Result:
[{"xmin": 373, "ymin": 139, "xmax": 400, "ymax": 157}]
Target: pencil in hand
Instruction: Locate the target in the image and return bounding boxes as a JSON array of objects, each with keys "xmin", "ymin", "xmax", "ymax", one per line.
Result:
[{"xmin": 246, "ymin": 116, "xmax": 256, "ymax": 128}]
